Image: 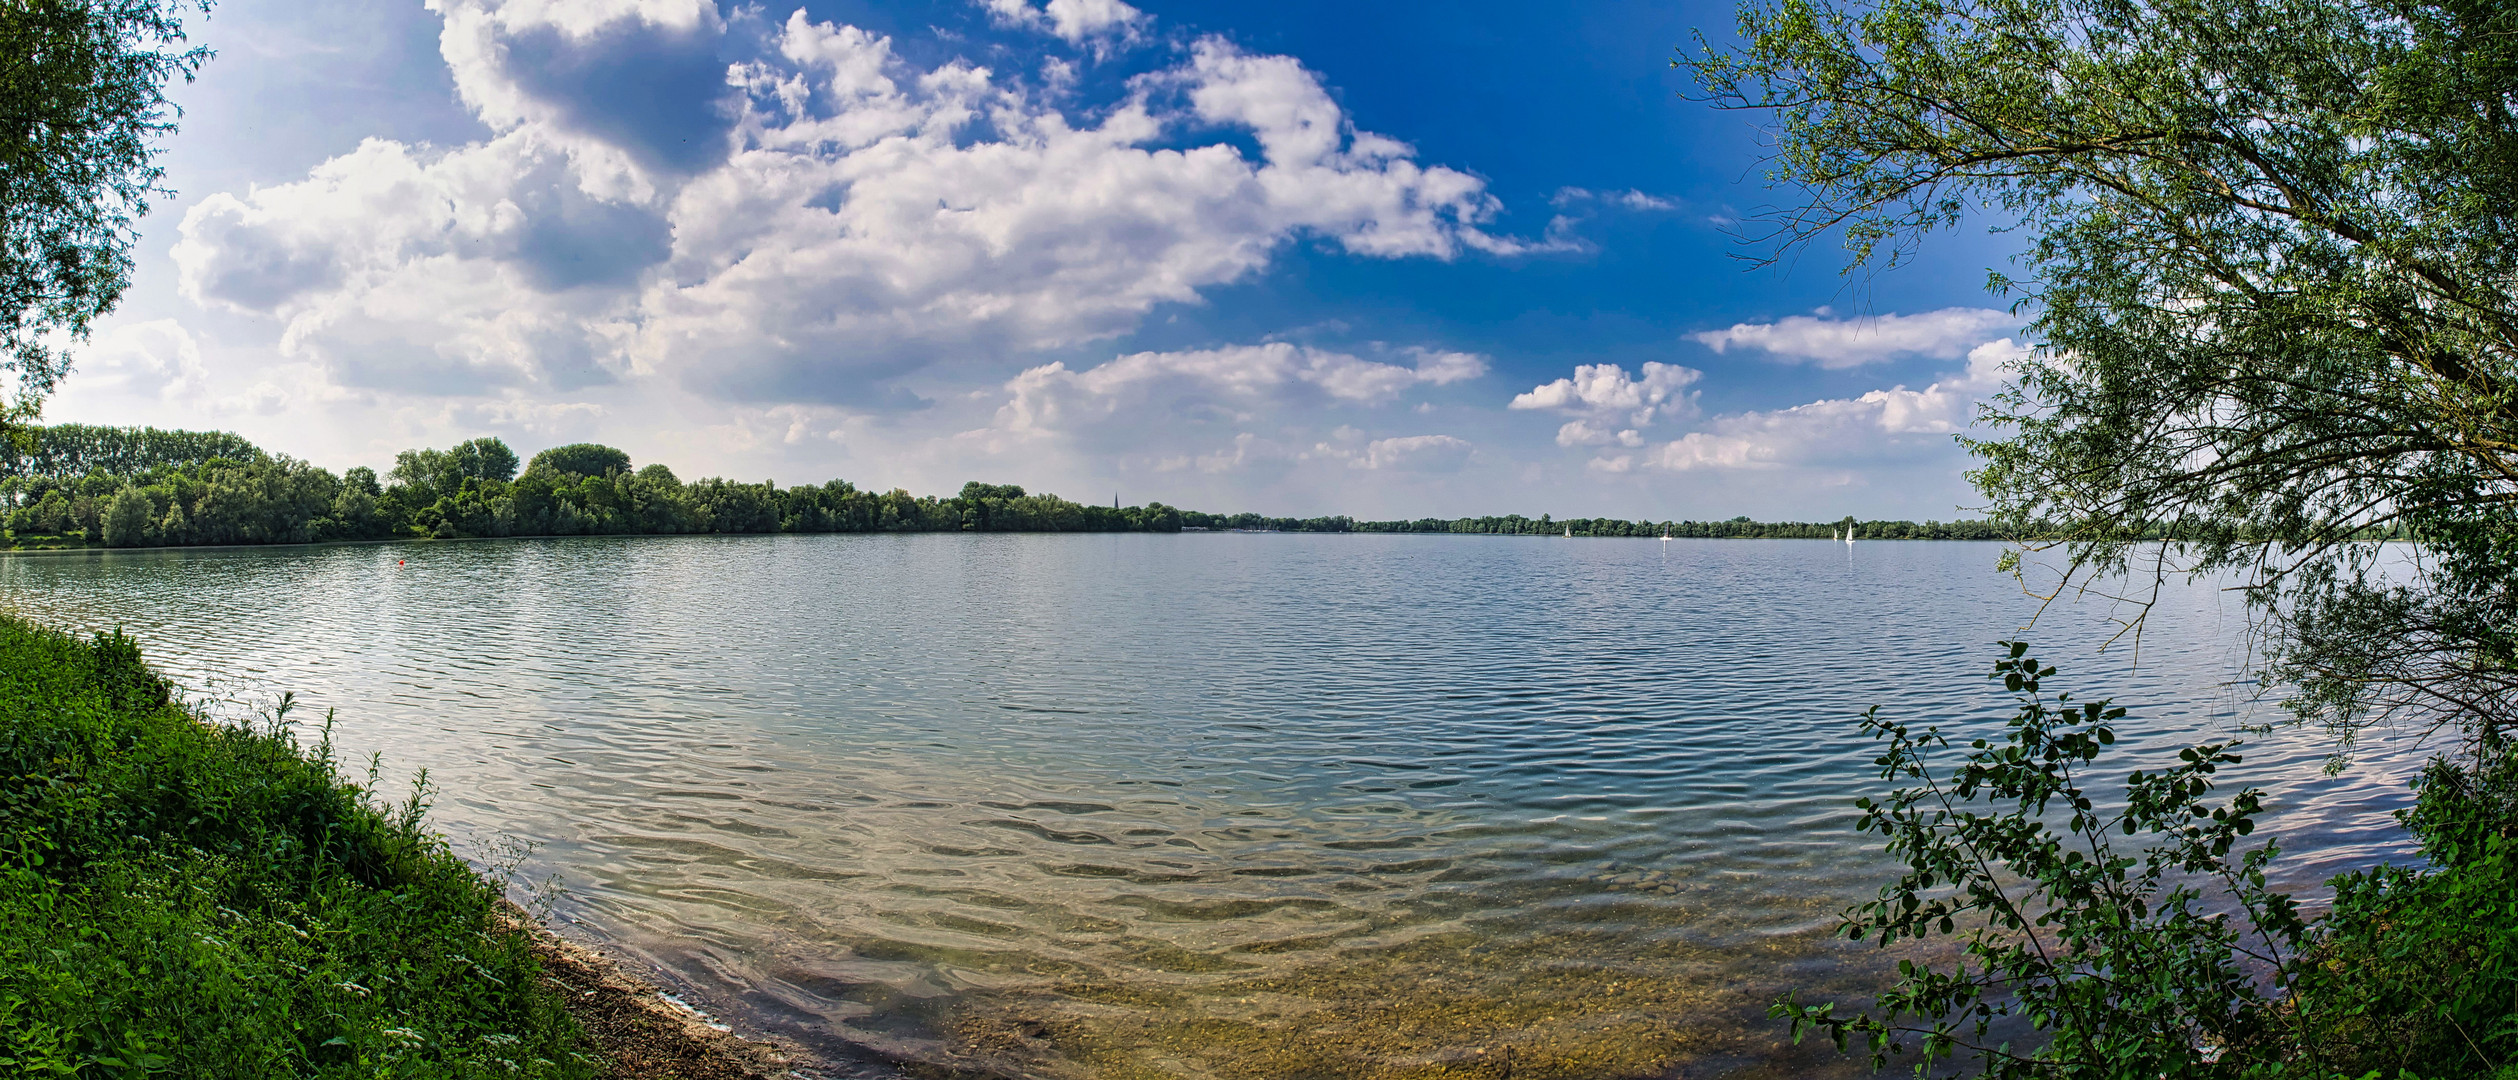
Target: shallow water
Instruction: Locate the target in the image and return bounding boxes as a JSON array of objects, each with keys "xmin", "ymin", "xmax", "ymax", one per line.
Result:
[{"xmin": 0, "ymin": 534, "xmax": 2427, "ymax": 1078}]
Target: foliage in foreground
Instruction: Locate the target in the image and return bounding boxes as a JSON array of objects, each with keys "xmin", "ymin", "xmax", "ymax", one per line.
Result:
[
  {"xmin": 1783, "ymin": 644, "xmax": 2518, "ymax": 1079},
  {"xmin": 0, "ymin": 0, "xmax": 210, "ymax": 433},
  {"xmin": 1689, "ymin": 0, "xmax": 2518, "ymax": 756},
  {"xmin": 1687, "ymin": 0, "xmax": 2518, "ymax": 1071},
  {"xmin": 0, "ymin": 614, "xmax": 593, "ymax": 1077}
]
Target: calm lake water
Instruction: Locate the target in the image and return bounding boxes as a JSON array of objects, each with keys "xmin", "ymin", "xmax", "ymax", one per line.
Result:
[{"xmin": 0, "ymin": 534, "xmax": 2425, "ymax": 1078}]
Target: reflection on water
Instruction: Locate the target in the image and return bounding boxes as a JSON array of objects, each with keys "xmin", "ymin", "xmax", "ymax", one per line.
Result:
[{"xmin": 0, "ymin": 534, "xmax": 2424, "ymax": 1077}]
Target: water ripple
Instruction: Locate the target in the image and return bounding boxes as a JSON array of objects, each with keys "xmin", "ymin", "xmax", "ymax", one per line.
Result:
[{"xmin": 0, "ymin": 534, "xmax": 2426, "ymax": 1078}]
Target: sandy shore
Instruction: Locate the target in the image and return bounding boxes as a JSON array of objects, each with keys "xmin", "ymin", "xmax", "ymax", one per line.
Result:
[{"xmin": 499, "ymin": 908, "xmax": 812, "ymax": 1080}]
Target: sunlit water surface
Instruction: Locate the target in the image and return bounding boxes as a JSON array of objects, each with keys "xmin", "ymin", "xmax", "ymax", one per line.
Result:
[{"xmin": 0, "ymin": 535, "xmax": 2428, "ymax": 1078}]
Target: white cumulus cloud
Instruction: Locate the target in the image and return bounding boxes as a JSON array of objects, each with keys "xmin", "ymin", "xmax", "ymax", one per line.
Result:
[
  {"xmin": 1551, "ymin": 186, "xmax": 1677, "ymax": 212},
  {"xmin": 67, "ymin": 319, "xmax": 210, "ymax": 401},
  {"xmin": 977, "ymin": 0, "xmax": 1147, "ymax": 47},
  {"xmin": 1508, "ymin": 361, "xmax": 1701, "ymax": 426},
  {"xmin": 172, "ymin": 135, "xmax": 646, "ymax": 397},
  {"xmin": 994, "ymin": 342, "xmax": 1485, "ymax": 436},
  {"xmin": 1641, "ymin": 338, "xmax": 2025, "ymax": 472},
  {"xmin": 939, "ymin": 341, "xmax": 1487, "ymax": 492},
  {"xmin": 1352, "ymin": 433, "xmax": 1472, "ymax": 472},
  {"xmin": 172, "ymin": 6, "xmax": 1541, "ymax": 409},
  {"xmin": 428, "ymin": 0, "xmax": 734, "ymax": 192},
  {"xmin": 1554, "ymin": 420, "xmax": 1645, "ymax": 448},
  {"xmin": 1689, "ymin": 307, "xmax": 2016, "ymax": 369}
]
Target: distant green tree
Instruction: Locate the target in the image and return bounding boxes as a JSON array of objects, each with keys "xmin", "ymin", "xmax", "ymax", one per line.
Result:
[
  {"xmin": 387, "ymin": 449, "xmax": 454, "ymax": 503},
  {"xmin": 447, "ymin": 437, "xmax": 517, "ymax": 484},
  {"xmin": 524, "ymin": 442, "xmax": 629, "ymax": 479},
  {"xmin": 0, "ymin": 423, "xmax": 259, "ymax": 479},
  {"xmin": 686, "ymin": 477, "xmax": 778, "ymax": 533},
  {"xmin": 180, "ymin": 455, "xmax": 334, "ymax": 544},
  {"xmin": 99, "ymin": 484, "xmax": 150, "ymax": 546},
  {"xmin": 389, "ymin": 437, "xmax": 516, "ymax": 504},
  {"xmin": 156, "ymin": 495, "xmax": 185, "ymax": 542},
  {"xmin": 22, "ymin": 488, "xmax": 70, "ymax": 533},
  {"xmin": 0, "ymin": 0, "xmax": 212, "ymax": 435},
  {"xmin": 324, "ymin": 480, "xmax": 377, "ymax": 538}
]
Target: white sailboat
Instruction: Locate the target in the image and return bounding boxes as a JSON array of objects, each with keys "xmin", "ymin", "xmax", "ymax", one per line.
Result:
[{"xmin": 1563, "ymin": 526, "xmax": 1572, "ymax": 539}]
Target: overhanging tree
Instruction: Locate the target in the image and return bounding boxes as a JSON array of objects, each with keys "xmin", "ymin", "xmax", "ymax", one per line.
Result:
[
  {"xmin": 1, "ymin": 0, "xmax": 210, "ymax": 435},
  {"xmin": 1686, "ymin": 0, "xmax": 2518, "ymax": 745},
  {"xmin": 1686, "ymin": 0, "xmax": 2518, "ymax": 1072}
]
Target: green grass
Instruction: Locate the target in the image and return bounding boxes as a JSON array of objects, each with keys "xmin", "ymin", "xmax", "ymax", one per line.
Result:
[
  {"xmin": 0, "ymin": 614, "xmax": 595, "ymax": 1077},
  {"xmin": 0, "ymin": 531, "xmax": 98, "ymax": 550}
]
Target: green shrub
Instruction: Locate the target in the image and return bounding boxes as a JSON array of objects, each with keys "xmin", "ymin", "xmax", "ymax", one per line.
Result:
[
  {"xmin": 2277, "ymin": 741, "xmax": 2518, "ymax": 1076},
  {"xmin": 100, "ymin": 486, "xmax": 154, "ymax": 547},
  {"xmin": 523, "ymin": 444, "xmax": 631, "ymax": 481},
  {"xmin": 0, "ymin": 616, "xmax": 594, "ymax": 1077},
  {"xmin": 1785, "ymin": 643, "xmax": 2518, "ymax": 1078}
]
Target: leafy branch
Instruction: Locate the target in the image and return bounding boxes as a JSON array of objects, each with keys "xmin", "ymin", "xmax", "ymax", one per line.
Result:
[{"xmin": 1779, "ymin": 643, "xmax": 2310, "ymax": 1078}]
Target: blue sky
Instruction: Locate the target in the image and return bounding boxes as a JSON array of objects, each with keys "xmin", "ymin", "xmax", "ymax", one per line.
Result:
[{"xmin": 55, "ymin": 0, "xmax": 2031, "ymax": 519}]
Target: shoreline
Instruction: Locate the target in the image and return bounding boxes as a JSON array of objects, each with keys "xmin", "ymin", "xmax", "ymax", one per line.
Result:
[
  {"xmin": 523, "ymin": 912, "xmax": 1044, "ymax": 1080},
  {"xmin": 0, "ymin": 530, "xmax": 2023, "ymax": 558},
  {"xmin": 502, "ymin": 907, "xmax": 820, "ymax": 1080},
  {"xmin": 0, "ymin": 609, "xmax": 913, "ymax": 1079}
]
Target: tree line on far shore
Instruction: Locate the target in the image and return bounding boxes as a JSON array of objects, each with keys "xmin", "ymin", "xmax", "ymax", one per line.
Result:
[
  {"xmin": 0, "ymin": 426, "xmax": 1188, "ymax": 546},
  {"xmin": 1207, "ymin": 512, "xmax": 2008, "ymax": 540},
  {"xmin": 0, "ymin": 423, "xmax": 2014, "ymax": 549}
]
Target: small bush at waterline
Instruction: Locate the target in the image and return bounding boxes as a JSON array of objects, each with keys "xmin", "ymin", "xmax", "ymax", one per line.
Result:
[
  {"xmin": 1783, "ymin": 643, "xmax": 2518, "ymax": 1079},
  {"xmin": 0, "ymin": 615, "xmax": 593, "ymax": 1077}
]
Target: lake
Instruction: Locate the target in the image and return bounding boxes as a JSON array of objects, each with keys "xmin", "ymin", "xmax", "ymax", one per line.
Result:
[{"xmin": 0, "ymin": 534, "xmax": 2423, "ymax": 1078}]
